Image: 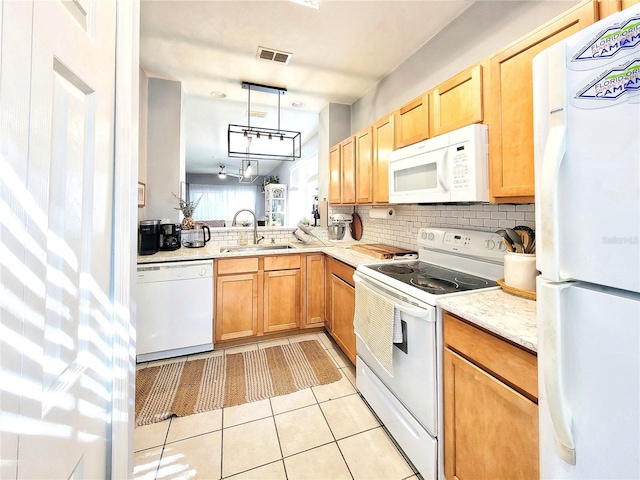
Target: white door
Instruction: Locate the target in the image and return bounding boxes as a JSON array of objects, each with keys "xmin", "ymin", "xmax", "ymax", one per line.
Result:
[
  {"xmin": 538, "ymin": 279, "xmax": 640, "ymax": 478},
  {"xmin": 0, "ymin": 1, "xmax": 134, "ymax": 478}
]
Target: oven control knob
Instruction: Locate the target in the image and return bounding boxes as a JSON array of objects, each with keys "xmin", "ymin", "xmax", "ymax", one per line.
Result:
[
  {"xmin": 497, "ymin": 241, "xmax": 507, "ymax": 252},
  {"xmin": 421, "ymin": 231, "xmax": 428, "ymax": 240},
  {"xmin": 485, "ymin": 239, "xmax": 496, "ymax": 250}
]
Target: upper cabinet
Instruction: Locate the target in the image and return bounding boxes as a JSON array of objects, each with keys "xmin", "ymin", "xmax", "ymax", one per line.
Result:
[
  {"xmin": 372, "ymin": 114, "xmax": 395, "ymax": 204},
  {"xmin": 394, "ymin": 93, "xmax": 430, "ymax": 149},
  {"xmin": 431, "ymin": 62, "xmax": 487, "ymax": 137},
  {"xmin": 355, "ymin": 126, "xmax": 374, "ymax": 204},
  {"xmin": 488, "ymin": 1, "xmax": 596, "ymax": 203},
  {"xmin": 597, "ymin": 0, "xmax": 640, "ymax": 18},
  {"xmin": 328, "ymin": 144, "xmax": 341, "ymax": 204},
  {"xmin": 329, "ymin": 136, "xmax": 356, "ymax": 205}
]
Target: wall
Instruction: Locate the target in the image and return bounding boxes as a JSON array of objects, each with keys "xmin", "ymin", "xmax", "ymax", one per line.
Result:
[
  {"xmin": 146, "ymin": 77, "xmax": 185, "ymax": 222},
  {"xmin": 138, "ymin": 68, "xmax": 148, "ymax": 220},
  {"xmin": 350, "ymin": 0, "xmax": 580, "ymax": 131},
  {"xmin": 271, "ymin": 133, "xmax": 319, "ymax": 185},
  {"xmin": 318, "ymin": 103, "xmax": 351, "ymax": 202}
]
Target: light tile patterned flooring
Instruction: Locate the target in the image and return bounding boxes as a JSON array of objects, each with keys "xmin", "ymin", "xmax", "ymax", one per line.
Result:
[{"xmin": 134, "ymin": 331, "xmax": 419, "ymax": 480}]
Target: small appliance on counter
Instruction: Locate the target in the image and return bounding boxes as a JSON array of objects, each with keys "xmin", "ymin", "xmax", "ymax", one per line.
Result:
[
  {"xmin": 138, "ymin": 220, "xmax": 160, "ymax": 255},
  {"xmin": 183, "ymin": 225, "xmax": 211, "ymax": 248},
  {"xmin": 328, "ymin": 213, "xmax": 355, "ymax": 242},
  {"xmin": 158, "ymin": 223, "xmax": 181, "ymax": 251}
]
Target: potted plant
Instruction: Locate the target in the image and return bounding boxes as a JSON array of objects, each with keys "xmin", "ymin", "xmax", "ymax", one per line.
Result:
[{"xmin": 172, "ymin": 193, "xmax": 202, "ymax": 230}]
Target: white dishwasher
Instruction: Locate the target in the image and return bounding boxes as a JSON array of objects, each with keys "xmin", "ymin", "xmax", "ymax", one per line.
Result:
[{"xmin": 136, "ymin": 260, "xmax": 214, "ymax": 362}]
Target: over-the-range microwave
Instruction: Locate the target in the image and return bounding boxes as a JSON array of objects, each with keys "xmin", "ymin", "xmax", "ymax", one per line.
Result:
[{"xmin": 388, "ymin": 124, "xmax": 489, "ymax": 204}]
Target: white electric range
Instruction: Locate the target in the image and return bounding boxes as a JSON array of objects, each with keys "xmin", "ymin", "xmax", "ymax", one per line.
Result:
[{"xmin": 353, "ymin": 227, "xmax": 506, "ymax": 479}]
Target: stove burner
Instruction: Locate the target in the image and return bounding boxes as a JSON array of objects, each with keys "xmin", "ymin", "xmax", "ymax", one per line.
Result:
[
  {"xmin": 454, "ymin": 274, "xmax": 491, "ymax": 287},
  {"xmin": 378, "ymin": 264, "xmax": 416, "ymax": 275},
  {"xmin": 410, "ymin": 276, "xmax": 459, "ymax": 292}
]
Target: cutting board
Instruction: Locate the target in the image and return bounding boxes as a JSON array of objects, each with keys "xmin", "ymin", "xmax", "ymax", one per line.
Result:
[{"xmin": 351, "ymin": 243, "xmax": 417, "ymax": 259}]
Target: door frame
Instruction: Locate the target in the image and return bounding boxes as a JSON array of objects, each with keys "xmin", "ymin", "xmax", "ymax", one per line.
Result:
[{"xmin": 110, "ymin": 1, "xmax": 140, "ymax": 477}]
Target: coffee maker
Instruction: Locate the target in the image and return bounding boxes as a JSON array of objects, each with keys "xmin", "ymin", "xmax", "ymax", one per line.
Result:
[
  {"xmin": 158, "ymin": 223, "xmax": 181, "ymax": 251},
  {"xmin": 139, "ymin": 220, "xmax": 160, "ymax": 255}
]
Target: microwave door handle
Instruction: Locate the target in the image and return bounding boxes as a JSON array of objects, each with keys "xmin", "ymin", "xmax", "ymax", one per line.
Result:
[{"xmin": 436, "ymin": 148, "xmax": 449, "ymax": 191}]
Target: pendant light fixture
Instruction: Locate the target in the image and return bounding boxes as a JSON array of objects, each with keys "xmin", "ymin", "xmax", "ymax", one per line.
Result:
[{"xmin": 228, "ymin": 81, "xmax": 301, "ymax": 162}]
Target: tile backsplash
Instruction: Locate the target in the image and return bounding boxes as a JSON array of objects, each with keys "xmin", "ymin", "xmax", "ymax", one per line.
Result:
[
  {"xmin": 178, "ymin": 203, "xmax": 535, "ymax": 251},
  {"xmin": 329, "ymin": 203, "xmax": 535, "ymax": 251}
]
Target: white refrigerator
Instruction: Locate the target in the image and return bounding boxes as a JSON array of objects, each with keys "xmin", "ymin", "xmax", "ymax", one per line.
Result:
[{"xmin": 533, "ymin": 5, "xmax": 640, "ymax": 479}]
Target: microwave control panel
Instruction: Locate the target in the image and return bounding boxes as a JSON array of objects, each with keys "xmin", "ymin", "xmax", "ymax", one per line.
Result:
[{"xmin": 451, "ymin": 143, "xmax": 471, "ymax": 191}]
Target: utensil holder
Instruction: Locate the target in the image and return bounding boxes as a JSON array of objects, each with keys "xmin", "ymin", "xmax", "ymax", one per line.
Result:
[{"xmin": 504, "ymin": 253, "xmax": 538, "ymax": 292}]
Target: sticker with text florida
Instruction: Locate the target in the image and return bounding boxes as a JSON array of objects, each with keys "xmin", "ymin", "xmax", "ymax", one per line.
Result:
[
  {"xmin": 574, "ymin": 59, "xmax": 640, "ymax": 106},
  {"xmin": 572, "ymin": 14, "xmax": 640, "ymax": 62}
]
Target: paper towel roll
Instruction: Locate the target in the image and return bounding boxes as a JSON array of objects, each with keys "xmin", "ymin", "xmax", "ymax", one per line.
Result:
[{"xmin": 369, "ymin": 208, "xmax": 395, "ymax": 219}]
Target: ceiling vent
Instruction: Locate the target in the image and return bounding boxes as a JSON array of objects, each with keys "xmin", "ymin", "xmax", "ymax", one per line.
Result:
[{"xmin": 257, "ymin": 46, "xmax": 292, "ymax": 65}]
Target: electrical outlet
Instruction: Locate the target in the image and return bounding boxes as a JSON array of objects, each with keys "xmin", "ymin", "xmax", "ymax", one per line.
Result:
[{"xmin": 406, "ymin": 221, "xmax": 412, "ymax": 234}]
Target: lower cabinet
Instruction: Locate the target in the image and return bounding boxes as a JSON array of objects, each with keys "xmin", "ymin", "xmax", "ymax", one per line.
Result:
[
  {"xmin": 443, "ymin": 311, "xmax": 538, "ymax": 480},
  {"xmin": 214, "ymin": 253, "xmax": 325, "ymax": 343},
  {"xmin": 263, "ymin": 269, "xmax": 301, "ymax": 333},
  {"xmin": 304, "ymin": 254, "xmax": 326, "ymax": 327},
  {"xmin": 215, "ymin": 258, "xmax": 260, "ymax": 342},
  {"xmin": 325, "ymin": 257, "xmax": 356, "ymax": 364}
]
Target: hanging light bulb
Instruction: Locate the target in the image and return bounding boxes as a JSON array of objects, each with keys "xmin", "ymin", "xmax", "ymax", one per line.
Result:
[
  {"xmin": 268, "ymin": 133, "xmax": 273, "ymax": 140},
  {"xmin": 245, "ymin": 161, "xmax": 252, "ymax": 177},
  {"xmin": 256, "ymin": 132, "xmax": 261, "ymax": 139},
  {"xmin": 218, "ymin": 165, "xmax": 227, "ymax": 179},
  {"xmin": 280, "ymin": 134, "xmax": 284, "ymax": 141}
]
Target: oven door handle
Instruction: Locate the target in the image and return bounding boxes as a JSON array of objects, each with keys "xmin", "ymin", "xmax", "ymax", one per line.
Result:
[
  {"xmin": 394, "ymin": 303, "xmax": 434, "ymax": 321},
  {"xmin": 354, "ymin": 273, "xmax": 435, "ymax": 322}
]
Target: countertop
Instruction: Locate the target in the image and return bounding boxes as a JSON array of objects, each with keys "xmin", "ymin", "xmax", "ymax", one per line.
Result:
[
  {"xmin": 438, "ymin": 289, "xmax": 537, "ymax": 353},
  {"xmin": 137, "ymin": 241, "xmax": 395, "ymax": 269},
  {"xmin": 139, "ymin": 242, "xmax": 537, "ymax": 352}
]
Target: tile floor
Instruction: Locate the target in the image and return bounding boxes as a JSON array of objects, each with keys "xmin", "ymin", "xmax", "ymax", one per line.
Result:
[{"xmin": 134, "ymin": 331, "xmax": 419, "ymax": 480}]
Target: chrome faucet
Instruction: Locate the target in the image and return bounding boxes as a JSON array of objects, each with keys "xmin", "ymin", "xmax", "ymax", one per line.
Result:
[{"xmin": 232, "ymin": 209, "xmax": 264, "ymax": 244}]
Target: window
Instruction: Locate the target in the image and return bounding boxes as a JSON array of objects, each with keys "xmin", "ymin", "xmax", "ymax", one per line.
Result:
[
  {"xmin": 288, "ymin": 154, "xmax": 318, "ymax": 226},
  {"xmin": 188, "ymin": 184, "xmax": 257, "ymax": 222}
]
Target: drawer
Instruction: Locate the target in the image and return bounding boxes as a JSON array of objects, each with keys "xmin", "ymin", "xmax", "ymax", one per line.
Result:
[
  {"xmin": 217, "ymin": 257, "xmax": 259, "ymax": 275},
  {"xmin": 264, "ymin": 255, "xmax": 301, "ymax": 271},
  {"xmin": 327, "ymin": 257, "xmax": 354, "ymax": 287},
  {"xmin": 443, "ymin": 311, "xmax": 538, "ymax": 400}
]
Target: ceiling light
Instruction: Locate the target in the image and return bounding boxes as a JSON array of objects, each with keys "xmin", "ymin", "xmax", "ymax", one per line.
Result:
[
  {"xmin": 218, "ymin": 165, "xmax": 227, "ymax": 179},
  {"xmin": 228, "ymin": 81, "xmax": 301, "ymax": 162},
  {"xmin": 239, "ymin": 158, "xmax": 258, "ymax": 184},
  {"xmin": 291, "ymin": 101, "xmax": 305, "ymax": 108},
  {"xmin": 210, "ymin": 91, "xmax": 226, "ymax": 98}
]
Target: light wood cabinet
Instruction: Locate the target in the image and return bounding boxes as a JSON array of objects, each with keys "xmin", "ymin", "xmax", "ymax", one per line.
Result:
[
  {"xmin": 598, "ymin": 0, "xmax": 640, "ymax": 17},
  {"xmin": 215, "ymin": 254, "xmax": 304, "ymax": 343},
  {"xmin": 329, "ymin": 144, "xmax": 341, "ymax": 204},
  {"xmin": 372, "ymin": 114, "xmax": 394, "ymax": 204},
  {"xmin": 431, "ymin": 62, "xmax": 486, "ymax": 137},
  {"xmin": 394, "ymin": 92, "xmax": 430, "ymax": 149},
  {"xmin": 488, "ymin": 1, "xmax": 596, "ymax": 202},
  {"xmin": 325, "ymin": 257, "xmax": 356, "ymax": 364},
  {"xmin": 264, "ymin": 269, "xmax": 301, "ymax": 333},
  {"xmin": 215, "ymin": 258, "xmax": 260, "ymax": 342},
  {"xmin": 340, "ymin": 136, "xmax": 356, "ymax": 204},
  {"xmin": 443, "ymin": 311, "xmax": 538, "ymax": 480},
  {"xmin": 304, "ymin": 254, "xmax": 325, "ymax": 327},
  {"xmin": 355, "ymin": 126, "xmax": 373, "ymax": 204}
]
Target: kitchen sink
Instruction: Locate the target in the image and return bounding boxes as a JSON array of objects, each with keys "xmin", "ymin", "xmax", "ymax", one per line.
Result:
[{"xmin": 220, "ymin": 244, "xmax": 295, "ymax": 253}]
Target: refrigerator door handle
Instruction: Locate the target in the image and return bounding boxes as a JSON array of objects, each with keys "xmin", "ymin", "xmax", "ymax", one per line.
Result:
[
  {"xmin": 538, "ymin": 41, "xmax": 567, "ymax": 282},
  {"xmin": 540, "ymin": 279, "xmax": 576, "ymax": 465}
]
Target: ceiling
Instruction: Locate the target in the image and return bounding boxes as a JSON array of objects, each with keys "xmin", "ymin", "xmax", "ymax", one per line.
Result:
[{"xmin": 140, "ymin": 0, "xmax": 474, "ymax": 177}]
